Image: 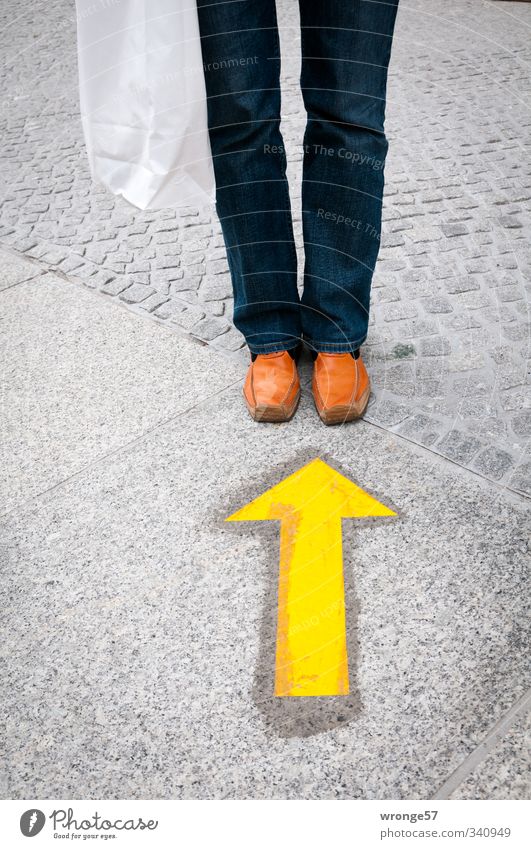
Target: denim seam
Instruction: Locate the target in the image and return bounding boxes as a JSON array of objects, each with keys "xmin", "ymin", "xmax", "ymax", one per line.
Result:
[
  {"xmin": 303, "ymin": 336, "xmax": 366, "ymax": 353},
  {"xmin": 248, "ymin": 340, "xmax": 302, "ymax": 354}
]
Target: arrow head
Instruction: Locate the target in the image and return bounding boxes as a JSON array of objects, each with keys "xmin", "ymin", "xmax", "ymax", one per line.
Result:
[{"xmin": 226, "ymin": 458, "xmax": 396, "ymax": 522}]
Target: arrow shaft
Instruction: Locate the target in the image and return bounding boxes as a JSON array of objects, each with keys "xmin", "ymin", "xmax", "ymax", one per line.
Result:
[{"xmin": 275, "ymin": 515, "xmax": 349, "ymax": 697}]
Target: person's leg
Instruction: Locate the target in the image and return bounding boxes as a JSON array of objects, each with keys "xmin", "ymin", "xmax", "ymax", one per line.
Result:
[
  {"xmin": 197, "ymin": 0, "xmax": 301, "ymax": 354},
  {"xmin": 298, "ymin": 0, "xmax": 400, "ymax": 352}
]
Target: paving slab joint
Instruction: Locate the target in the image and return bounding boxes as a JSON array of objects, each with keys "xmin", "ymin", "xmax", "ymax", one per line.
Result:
[{"xmin": 431, "ymin": 688, "xmax": 531, "ymax": 799}]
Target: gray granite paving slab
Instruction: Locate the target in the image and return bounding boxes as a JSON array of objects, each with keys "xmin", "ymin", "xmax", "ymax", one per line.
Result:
[
  {"xmin": 450, "ymin": 710, "xmax": 531, "ymax": 800},
  {"xmin": 0, "ymin": 274, "xmax": 240, "ymax": 515},
  {"xmin": 1, "ymin": 0, "xmax": 530, "ymax": 486},
  {"xmin": 0, "ymin": 248, "xmax": 42, "ymax": 291},
  {"xmin": 1, "ymin": 383, "xmax": 529, "ymax": 799}
]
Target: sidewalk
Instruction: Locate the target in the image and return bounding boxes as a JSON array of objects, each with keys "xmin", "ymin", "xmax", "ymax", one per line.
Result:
[
  {"xmin": 1, "ymin": 251, "xmax": 529, "ymax": 799},
  {"xmin": 1, "ymin": 0, "xmax": 530, "ymax": 493}
]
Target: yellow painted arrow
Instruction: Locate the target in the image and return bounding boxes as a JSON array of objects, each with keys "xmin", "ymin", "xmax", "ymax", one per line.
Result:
[{"xmin": 226, "ymin": 458, "xmax": 396, "ymax": 697}]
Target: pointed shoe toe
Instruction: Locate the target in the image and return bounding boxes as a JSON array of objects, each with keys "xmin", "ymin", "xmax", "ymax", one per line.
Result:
[
  {"xmin": 312, "ymin": 352, "xmax": 370, "ymax": 425},
  {"xmin": 243, "ymin": 351, "xmax": 301, "ymax": 423}
]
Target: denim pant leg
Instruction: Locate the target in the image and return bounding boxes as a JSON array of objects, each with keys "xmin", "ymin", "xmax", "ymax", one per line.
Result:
[
  {"xmin": 298, "ymin": 0, "xmax": 400, "ymax": 352},
  {"xmin": 197, "ymin": 0, "xmax": 301, "ymax": 354}
]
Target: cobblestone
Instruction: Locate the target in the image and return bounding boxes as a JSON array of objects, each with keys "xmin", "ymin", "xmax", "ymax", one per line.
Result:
[
  {"xmin": 512, "ymin": 411, "xmax": 531, "ymax": 437},
  {"xmin": 0, "ymin": 0, "xmax": 529, "ymax": 491},
  {"xmin": 472, "ymin": 447, "xmax": 515, "ymax": 482},
  {"xmin": 192, "ymin": 316, "xmax": 231, "ymax": 342},
  {"xmin": 366, "ymin": 399, "xmax": 411, "ymax": 428},
  {"xmin": 444, "ymin": 277, "xmax": 481, "ymax": 295},
  {"xmin": 382, "ymin": 303, "xmax": 418, "ymax": 322},
  {"xmin": 419, "ymin": 337, "xmax": 451, "ymax": 357},
  {"xmin": 199, "ymin": 275, "xmax": 234, "ymax": 301},
  {"xmin": 172, "ymin": 306, "xmax": 207, "ymax": 332},
  {"xmin": 153, "ymin": 301, "xmax": 187, "ymax": 321},
  {"xmin": 215, "ymin": 325, "xmax": 246, "ymax": 352},
  {"xmin": 423, "ymin": 297, "xmax": 453, "ymax": 315},
  {"xmin": 441, "ymin": 223, "xmax": 468, "ymax": 238},
  {"xmin": 396, "ymin": 413, "xmax": 442, "ymax": 446},
  {"xmin": 509, "ymin": 462, "xmax": 531, "ymax": 498},
  {"xmin": 138, "ymin": 293, "xmax": 169, "ymax": 314},
  {"xmin": 436, "ymin": 431, "xmax": 484, "ymax": 465},
  {"xmin": 100, "ymin": 278, "xmax": 129, "ymax": 297},
  {"xmin": 119, "ymin": 284, "xmax": 156, "ymax": 305}
]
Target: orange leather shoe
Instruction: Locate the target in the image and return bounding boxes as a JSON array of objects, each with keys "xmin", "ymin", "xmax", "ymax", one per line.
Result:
[
  {"xmin": 312, "ymin": 352, "xmax": 371, "ymax": 425},
  {"xmin": 243, "ymin": 351, "xmax": 301, "ymax": 422}
]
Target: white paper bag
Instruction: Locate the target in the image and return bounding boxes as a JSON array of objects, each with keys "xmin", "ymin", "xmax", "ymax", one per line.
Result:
[{"xmin": 75, "ymin": 0, "xmax": 215, "ymax": 210}]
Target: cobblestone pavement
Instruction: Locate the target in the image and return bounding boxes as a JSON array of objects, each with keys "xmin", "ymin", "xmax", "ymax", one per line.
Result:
[{"xmin": 1, "ymin": 0, "xmax": 530, "ymax": 494}]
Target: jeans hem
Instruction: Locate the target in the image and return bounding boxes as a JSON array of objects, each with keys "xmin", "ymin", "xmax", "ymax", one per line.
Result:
[
  {"xmin": 303, "ymin": 336, "xmax": 366, "ymax": 354},
  {"xmin": 247, "ymin": 339, "xmax": 302, "ymax": 355}
]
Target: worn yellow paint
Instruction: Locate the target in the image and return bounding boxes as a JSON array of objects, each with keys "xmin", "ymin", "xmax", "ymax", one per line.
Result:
[{"xmin": 226, "ymin": 458, "xmax": 396, "ymax": 697}]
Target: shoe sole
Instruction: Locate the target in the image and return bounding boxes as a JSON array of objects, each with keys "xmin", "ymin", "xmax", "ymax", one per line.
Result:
[
  {"xmin": 245, "ymin": 389, "xmax": 301, "ymax": 423},
  {"xmin": 316, "ymin": 385, "xmax": 371, "ymax": 426}
]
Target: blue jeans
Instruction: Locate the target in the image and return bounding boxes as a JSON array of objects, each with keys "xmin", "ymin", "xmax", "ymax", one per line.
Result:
[{"xmin": 197, "ymin": 0, "xmax": 399, "ymax": 353}]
